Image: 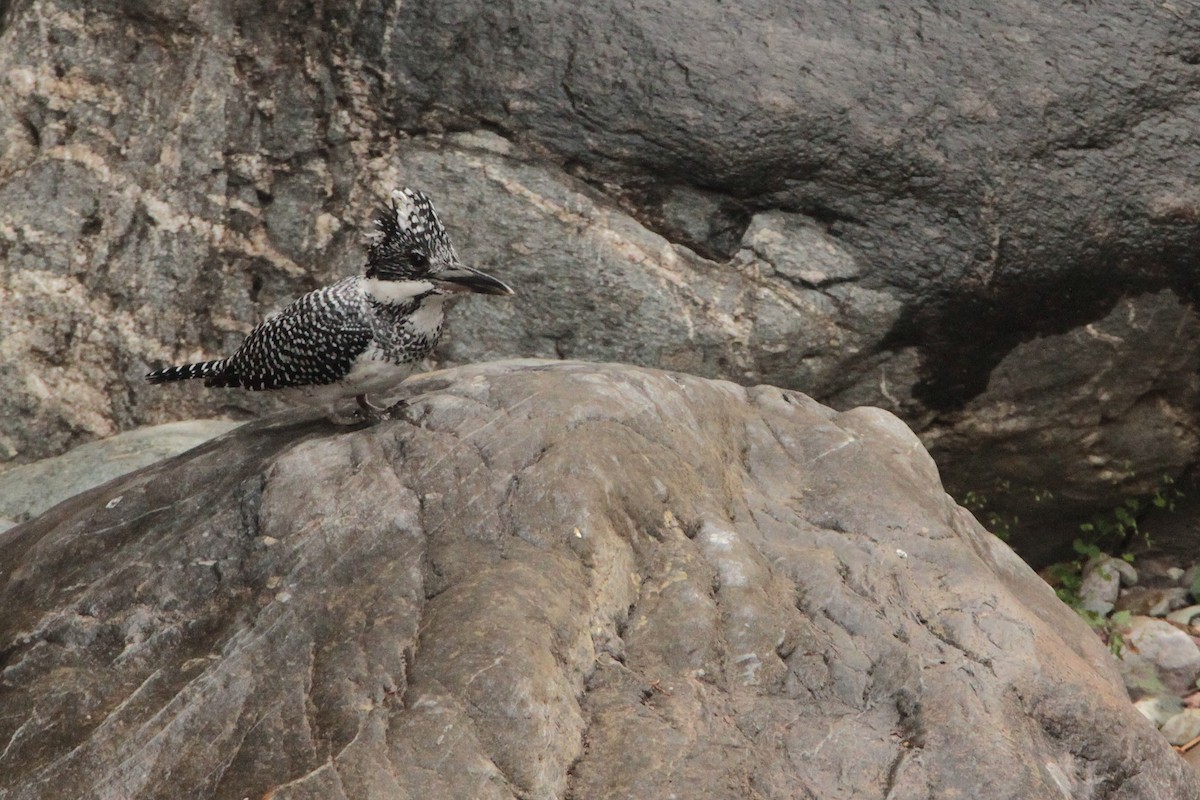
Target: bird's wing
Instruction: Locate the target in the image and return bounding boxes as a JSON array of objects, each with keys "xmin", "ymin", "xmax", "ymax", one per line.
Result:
[{"xmin": 209, "ymin": 280, "xmax": 373, "ymax": 390}]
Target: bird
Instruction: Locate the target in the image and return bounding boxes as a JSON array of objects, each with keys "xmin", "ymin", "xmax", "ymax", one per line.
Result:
[{"xmin": 146, "ymin": 188, "xmax": 513, "ymax": 422}]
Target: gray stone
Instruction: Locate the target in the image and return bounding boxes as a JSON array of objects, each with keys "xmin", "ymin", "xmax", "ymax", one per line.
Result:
[
  {"xmin": 0, "ymin": 361, "xmax": 1194, "ymax": 799},
  {"xmin": 1185, "ymin": 563, "xmax": 1200, "ymax": 598},
  {"xmin": 1167, "ymin": 606, "xmax": 1200, "ymax": 627},
  {"xmin": 1134, "ymin": 695, "xmax": 1184, "ymax": 728},
  {"xmin": 1121, "ymin": 616, "xmax": 1200, "ymax": 697},
  {"xmin": 742, "ymin": 211, "xmax": 863, "ymax": 287},
  {"xmin": 1115, "ymin": 587, "xmax": 1191, "ymax": 618},
  {"xmin": 1079, "ymin": 555, "xmax": 1136, "ymax": 615},
  {"xmin": 0, "ymin": 420, "xmax": 242, "ymax": 523},
  {"xmin": 1161, "ymin": 709, "xmax": 1200, "ymax": 747},
  {"xmin": 5, "ymin": 0, "xmax": 1200, "ymax": 561},
  {"xmin": 1133, "ymin": 556, "xmax": 1186, "ymax": 586},
  {"xmin": 1111, "ymin": 557, "xmax": 1140, "ymax": 587}
]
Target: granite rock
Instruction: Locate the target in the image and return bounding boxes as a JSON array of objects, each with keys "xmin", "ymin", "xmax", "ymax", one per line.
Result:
[
  {"xmin": 5, "ymin": 1, "xmax": 1200, "ymax": 560},
  {"xmin": 1121, "ymin": 616, "xmax": 1200, "ymax": 698},
  {"xmin": 0, "ymin": 361, "xmax": 1194, "ymax": 799}
]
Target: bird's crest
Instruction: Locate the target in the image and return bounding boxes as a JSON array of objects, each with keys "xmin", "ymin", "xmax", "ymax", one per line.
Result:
[{"xmin": 366, "ymin": 188, "xmax": 458, "ymax": 280}]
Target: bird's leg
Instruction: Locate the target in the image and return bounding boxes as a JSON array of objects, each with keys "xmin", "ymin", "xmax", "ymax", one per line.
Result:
[
  {"xmin": 325, "ymin": 395, "xmax": 383, "ymax": 425},
  {"xmin": 357, "ymin": 394, "xmax": 388, "ymax": 415},
  {"xmin": 326, "ymin": 394, "xmax": 407, "ymax": 425},
  {"xmin": 350, "ymin": 393, "xmax": 400, "ymax": 423}
]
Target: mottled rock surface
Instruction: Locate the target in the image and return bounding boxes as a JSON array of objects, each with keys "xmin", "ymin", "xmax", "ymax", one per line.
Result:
[
  {"xmin": 0, "ymin": 362, "xmax": 1194, "ymax": 799},
  {"xmin": 1120, "ymin": 616, "xmax": 1200, "ymax": 698},
  {"xmin": 4, "ymin": 0, "xmax": 1200, "ymax": 558}
]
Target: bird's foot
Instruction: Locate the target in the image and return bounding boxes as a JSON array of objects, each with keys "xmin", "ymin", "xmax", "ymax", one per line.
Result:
[
  {"xmin": 360, "ymin": 393, "xmax": 410, "ymax": 420},
  {"xmin": 350, "ymin": 394, "xmax": 409, "ymax": 422},
  {"xmin": 357, "ymin": 394, "xmax": 389, "ymax": 416},
  {"xmin": 323, "ymin": 395, "xmax": 382, "ymax": 425},
  {"xmin": 384, "ymin": 397, "xmax": 409, "ymax": 417},
  {"xmin": 325, "ymin": 395, "xmax": 408, "ymax": 425}
]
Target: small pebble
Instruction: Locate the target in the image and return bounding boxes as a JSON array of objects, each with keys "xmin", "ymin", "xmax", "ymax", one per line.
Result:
[
  {"xmin": 1161, "ymin": 708, "xmax": 1200, "ymax": 746},
  {"xmin": 1079, "ymin": 556, "xmax": 1125, "ymax": 615},
  {"xmin": 1114, "ymin": 586, "xmax": 1189, "ymax": 617},
  {"xmin": 1134, "ymin": 695, "xmax": 1184, "ymax": 727},
  {"xmin": 1133, "ymin": 557, "xmax": 1178, "ymax": 584},
  {"xmin": 1169, "ymin": 567, "xmax": 1186, "ymax": 582},
  {"xmin": 1110, "ymin": 557, "xmax": 1139, "ymax": 586},
  {"xmin": 1122, "ymin": 616, "xmax": 1200, "ymax": 696},
  {"xmin": 1166, "ymin": 605, "xmax": 1200, "ymax": 627},
  {"xmin": 1185, "ymin": 564, "xmax": 1200, "ymax": 599}
]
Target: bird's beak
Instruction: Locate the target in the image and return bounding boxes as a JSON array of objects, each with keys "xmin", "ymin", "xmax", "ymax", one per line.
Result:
[{"xmin": 434, "ymin": 264, "xmax": 515, "ymax": 296}]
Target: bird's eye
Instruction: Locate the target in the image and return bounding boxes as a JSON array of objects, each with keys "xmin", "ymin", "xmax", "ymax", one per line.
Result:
[{"xmin": 408, "ymin": 250, "xmax": 430, "ymax": 274}]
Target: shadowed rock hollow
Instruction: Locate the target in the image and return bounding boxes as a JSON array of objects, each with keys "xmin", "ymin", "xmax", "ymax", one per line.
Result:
[{"xmin": 0, "ymin": 361, "xmax": 1195, "ymax": 799}]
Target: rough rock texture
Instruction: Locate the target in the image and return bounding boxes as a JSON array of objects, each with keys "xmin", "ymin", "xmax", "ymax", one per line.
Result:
[
  {"xmin": 1, "ymin": 362, "xmax": 1195, "ymax": 799},
  {"xmin": 1120, "ymin": 616, "xmax": 1200, "ymax": 698},
  {"xmin": 4, "ymin": 1, "xmax": 1200, "ymax": 556}
]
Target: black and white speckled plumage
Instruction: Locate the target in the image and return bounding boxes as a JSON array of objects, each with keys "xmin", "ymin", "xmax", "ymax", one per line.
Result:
[{"xmin": 147, "ymin": 188, "xmax": 512, "ymax": 417}]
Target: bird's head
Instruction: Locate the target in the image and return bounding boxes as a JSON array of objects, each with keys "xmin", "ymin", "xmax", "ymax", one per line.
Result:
[{"xmin": 364, "ymin": 188, "xmax": 513, "ymax": 299}]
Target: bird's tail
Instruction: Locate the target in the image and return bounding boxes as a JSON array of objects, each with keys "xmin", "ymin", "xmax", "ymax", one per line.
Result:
[{"xmin": 146, "ymin": 359, "xmax": 227, "ymax": 384}]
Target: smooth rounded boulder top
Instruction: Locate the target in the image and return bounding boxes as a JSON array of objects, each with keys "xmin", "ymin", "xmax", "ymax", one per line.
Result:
[{"xmin": 0, "ymin": 361, "xmax": 1194, "ymax": 799}]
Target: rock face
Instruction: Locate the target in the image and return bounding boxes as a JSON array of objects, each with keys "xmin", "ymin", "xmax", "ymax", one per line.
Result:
[
  {"xmin": 4, "ymin": 1, "xmax": 1200, "ymax": 557},
  {"xmin": 0, "ymin": 362, "xmax": 1194, "ymax": 799}
]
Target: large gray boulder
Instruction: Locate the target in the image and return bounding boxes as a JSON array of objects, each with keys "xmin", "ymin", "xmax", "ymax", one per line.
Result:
[
  {"xmin": 4, "ymin": 0, "xmax": 1200, "ymax": 555},
  {"xmin": 1, "ymin": 362, "xmax": 1194, "ymax": 799}
]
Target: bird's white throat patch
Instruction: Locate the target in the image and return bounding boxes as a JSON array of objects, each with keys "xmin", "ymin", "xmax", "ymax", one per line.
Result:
[
  {"xmin": 364, "ymin": 277, "xmax": 436, "ymax": 304},
  {"xmin": 407, "ymin": 294, "xmax": 446, "ymax": 333}
]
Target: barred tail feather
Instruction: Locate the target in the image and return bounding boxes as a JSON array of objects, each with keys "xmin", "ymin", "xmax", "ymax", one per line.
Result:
[{"xmin": 146, "ymin": 359, "xmax": 227, "ymax": 384}]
